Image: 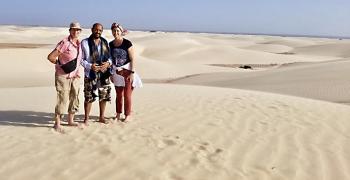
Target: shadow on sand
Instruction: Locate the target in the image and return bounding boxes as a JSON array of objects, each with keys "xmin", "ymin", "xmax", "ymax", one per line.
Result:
[{"xmin": 0, "ymin": 111, "xmax": 91, "ymax": 128}]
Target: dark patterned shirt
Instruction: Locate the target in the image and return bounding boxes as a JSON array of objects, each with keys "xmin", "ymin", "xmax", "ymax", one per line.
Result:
[{"xmin": 109, "ymin": 38, "xmax": 132, "ymax": 67}]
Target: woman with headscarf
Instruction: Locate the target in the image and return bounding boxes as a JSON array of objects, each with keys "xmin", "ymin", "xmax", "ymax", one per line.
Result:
[{"xmin": 109, "ymin": 22, "xmax": 142, "ymax": 122}]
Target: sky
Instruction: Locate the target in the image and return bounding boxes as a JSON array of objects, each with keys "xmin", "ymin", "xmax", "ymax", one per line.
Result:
[{"xmin": 1, "ymin": 0, "xmax": 350, "ymax": 37}]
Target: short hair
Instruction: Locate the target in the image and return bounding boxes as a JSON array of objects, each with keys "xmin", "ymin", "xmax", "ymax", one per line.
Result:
[{"xmin": 92, "ymin": 23, "xmax": 103, "ymax": 29}]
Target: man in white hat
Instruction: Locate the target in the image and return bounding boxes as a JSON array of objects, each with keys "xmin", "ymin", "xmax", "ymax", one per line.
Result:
[{"xmin": 47, "ymin": 22, "xmax": 83, "ymax": 133}]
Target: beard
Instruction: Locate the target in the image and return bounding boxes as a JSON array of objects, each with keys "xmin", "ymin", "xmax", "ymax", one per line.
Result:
[{"xmin": 93, "ymin": 33, "xmax": 101, "ymax": 39}]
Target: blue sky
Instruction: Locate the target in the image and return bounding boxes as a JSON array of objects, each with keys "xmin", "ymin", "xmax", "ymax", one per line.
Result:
[{"xmin": 1, "ymin": 0, "xmax": 349, "ymax": 37}]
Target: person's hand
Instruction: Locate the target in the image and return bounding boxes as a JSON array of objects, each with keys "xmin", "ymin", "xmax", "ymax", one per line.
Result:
[
  {"xmin": 91, "ymin": 63, "xmax": 100, "ymax": 72},
  {"xmin": 100, "ymin": 62, "xmax": 110, "ymax": 72},
  {"xmin": 127, "ymin": 73, "xmax": 134, "ymax": 82}
]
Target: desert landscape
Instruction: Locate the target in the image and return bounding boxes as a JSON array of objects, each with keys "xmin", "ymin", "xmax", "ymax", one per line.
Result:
[{"xmin": 0, "ymin": 25, "xmax": 350, "ymax": 180}]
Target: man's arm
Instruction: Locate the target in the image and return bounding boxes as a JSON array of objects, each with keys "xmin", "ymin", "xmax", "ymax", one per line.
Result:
[
  {"xmin": 80, "ymin": 40, "xmax": 92, "ymax": 71},
  {"xmin": 47, "ymin": 49, "xmax": 60, "ymax": 64}
]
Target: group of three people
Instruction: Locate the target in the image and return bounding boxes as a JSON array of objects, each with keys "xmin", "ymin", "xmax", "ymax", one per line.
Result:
[{"xmin": 47, "ymin": 22, "xmax": 139, "ymax": 133}]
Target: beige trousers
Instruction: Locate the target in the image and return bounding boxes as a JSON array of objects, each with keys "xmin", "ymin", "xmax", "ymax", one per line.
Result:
[{"xmin": 55, "ymin": 75, "xmax": 80, "ymax": 115}]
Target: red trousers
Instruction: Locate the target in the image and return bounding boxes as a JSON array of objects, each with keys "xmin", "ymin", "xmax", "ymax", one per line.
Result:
[{"xmin": 115, "ymin": 70, "xmax": 133, "ymax": 116}]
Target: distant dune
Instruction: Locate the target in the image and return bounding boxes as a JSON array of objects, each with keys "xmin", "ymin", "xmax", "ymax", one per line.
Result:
[{"xmin": 0, "ymin": 25, "xmax": 350, "ymax": 180}]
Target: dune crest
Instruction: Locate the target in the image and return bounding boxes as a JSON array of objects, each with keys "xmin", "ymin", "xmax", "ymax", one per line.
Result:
[{"xmin": 0, "ymin": 26, "xmax": 350, "ymax": 180}]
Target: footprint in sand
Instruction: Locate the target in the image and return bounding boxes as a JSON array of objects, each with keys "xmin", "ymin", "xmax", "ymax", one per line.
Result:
[
  {"xmin": 99, "ymin": 147, "xmax": 114, "ymax": 156},
  {"xmin": 156, "ymin": 135, "xmax": 181, "ymax": 149},
  {"xmin": 207, "ymin": 148, "xmax": 224, "ymax": 163},
  {"xmin": 191, "ymin": 142, "xmax": 225, "ymax": 164}
]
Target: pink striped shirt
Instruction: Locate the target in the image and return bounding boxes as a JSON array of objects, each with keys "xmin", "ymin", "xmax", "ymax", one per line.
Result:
[{"xmin": 55, "ymin": 36, "xmax": 82, "ymax": 78}]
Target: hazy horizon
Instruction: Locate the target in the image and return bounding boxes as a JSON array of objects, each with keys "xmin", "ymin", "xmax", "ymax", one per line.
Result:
[{"xmin": 1, "ymin": 0, "xmax": 349, "ymax": 37}]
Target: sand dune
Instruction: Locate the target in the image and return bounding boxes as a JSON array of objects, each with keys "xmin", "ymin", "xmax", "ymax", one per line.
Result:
[
  {"xmin": 134, "ymin": 32, "xmax": 340, "ymax": 81},
  {"xmin": 291, "ymin": 42, "xmax": 350, "ymax": 58},
  {"xmin": 241, "ymin": 43, "xmax": 293, "ymax": 53},
  {"xmin": 1, "ymin": 25, "xmax": 350, "ymax": 180},
  {"xmin": 171, "ymin": 59, "xmax": 350, "ymax": 104},
  {"xmin": 0, "ymin": 43, "xmax": 52, "ymax": 49},
  {"xmin": 137, "ymin": 33, "xmax": 338, "ymax": 65},
  {"xmin": 1, "ymin": 85, "xmax": 350, "ymax": 180},
  {"xmin": 257, "ymin": 37, "xmax": 323, "ymax": 48}
]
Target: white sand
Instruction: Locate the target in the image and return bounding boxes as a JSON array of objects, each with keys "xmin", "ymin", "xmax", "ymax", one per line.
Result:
[{"xmin": 0, "ymin": 25, "xmax": 350, "ymax": 180}]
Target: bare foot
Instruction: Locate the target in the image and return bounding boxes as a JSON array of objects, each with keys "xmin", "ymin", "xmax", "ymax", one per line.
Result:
[
  {"xmin": 123, "ymin": 116, "xmax": 131, "ymax": 123},
  {"xmin": 68, "ymin": 122, "xmax": 83, "ymax": 129},
  {"xmin": 115, "ymin": 113, "xmax": 122, "ymax": 121},
  {"xmin": 83, "ymin": 120, "xmax": 89, "ymax": 126},
  {"xmin": 53, "ymin": 124, "xmax": 65, "ymax": 134},
  {"xmin": 99, "ymin": 117, "xmax": 109, "ymax": 124},
  {"xmin": 67, "ymin": 122, "xmax": 79, "ymax": 126}
]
